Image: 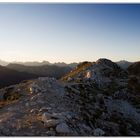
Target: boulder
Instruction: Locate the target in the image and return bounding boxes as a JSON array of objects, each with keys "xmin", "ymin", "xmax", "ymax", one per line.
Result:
[
  {"xmin": 30, "ymin": 109, "xmax": 38, "ymax": 114},
  {"xmin": 39, "ymin": 107, "xmax": 51, "ymax": 113},
  {"xmin": 44, "ymin": 119, "xmax": 59, "ymax": 128},
  {"xmin": 56, "ymin": 122, "xmax": 70, "ymax": 134},
  {"xmin": 94, "ymin": 128, "xmax": 105, "ymax": 136},
  {"xmin": 29, "ymin": 83, "xmax": 41, "ymax": 94},
  {"xmin": 42, "ymin": 112, "xmax": 52, "ymax": 122}
]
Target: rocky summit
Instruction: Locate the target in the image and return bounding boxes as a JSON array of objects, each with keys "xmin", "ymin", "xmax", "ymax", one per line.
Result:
[{"xmin": 0, "ymin": 58, "xmax": 140, "ymax": 136}]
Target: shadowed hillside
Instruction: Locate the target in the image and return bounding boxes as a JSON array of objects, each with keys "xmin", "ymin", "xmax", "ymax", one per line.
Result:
[
  {"xmin": 0, "ymin": 65, "xmax": 38, "ymax": 88},
  {"xmin": 127, "ymin": 61, "xmax": 140, "ymax": 77},
  {"xmin": 7, "ymin": 63, "xmax": 72, "ymax": 79}
]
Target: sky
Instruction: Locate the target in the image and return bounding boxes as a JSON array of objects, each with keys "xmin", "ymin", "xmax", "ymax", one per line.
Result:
[{"xmin": 0, "ymin": 4, "xmax": 140, "ymax": 63}]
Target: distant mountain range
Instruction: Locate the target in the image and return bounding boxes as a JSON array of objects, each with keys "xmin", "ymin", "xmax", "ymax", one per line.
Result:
[
  {"xmin": 0, "ymin": 58, "xmax": 139, "ymax": 89},
  {"xmin": 0, "ymin": 59, "xmax": 9, "ymax": 66},
  {"xmin": 116, "ymin": 60, "xmax": 133, "ymax": 69},
  {"xmin": 0, "ymin": 63, "xmax": 72, "ymax": 88},
  {"xmin": 0, "ymin": 59, "xmax": 136, "ymax": 69},
  {"xmin": 0, "ymin": 59, "xmax": 76, "ymax": 88},
  {"xmin": 0, "ymin": 59, "xmax": 78, "ymax": 68}
]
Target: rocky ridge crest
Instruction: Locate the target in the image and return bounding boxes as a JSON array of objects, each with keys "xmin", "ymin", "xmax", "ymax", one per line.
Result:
[{"xmin": 0, "ymin": 59, "xmax": 139, "ymax": 136}]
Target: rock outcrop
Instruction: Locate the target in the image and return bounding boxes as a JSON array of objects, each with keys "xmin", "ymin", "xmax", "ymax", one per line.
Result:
[{"xmin": 0, "ymin": 58, "xmax": 139, "ymax": 136}]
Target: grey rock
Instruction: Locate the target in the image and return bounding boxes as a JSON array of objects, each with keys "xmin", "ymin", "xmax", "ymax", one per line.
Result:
[
  {"xmin": 30, "ymin": 109, "xmax": 38, "ymax": 114},
  {"xmin": 25, "ymin": 103, "xmax": 29, "ymax": 107},
  {"xmin": 30, "ymin": 102, "xmax": 37, "ymax": 106},
  {"xmin": 94, "ymin": 128, "xmax": 105, "ymax": 136},
  {"xmin": 50, "ymin": 103, "xmax": 55, "ymax": 107},
  {"xmin": 82, "ymin": 124, "xmax": 92, "ymax": 131},
  {"xmin": 31, "ymin": 95, "xmax": 38, "ymax": 100},
  {"xmin": 37, "ymin": 100, "xmax": 45, "ymax": 104},
  {"xmin": 39, "ymin": 107, "xmax": 51, "ymax": 112},
  {"xmin": 66, "ymin": 114, "xmax": 72, "ymax": 120},
  {"xmin": 42, "ymin": 112, "xmax": 52, "ymax": 122},
  {"xmin": 51, "ymin": 112, "xmax": 66, "ymax": 120},
  {"xmin": 105, "ymin": 99, "xmax": 140, "ymax": 124},
  {"xmin": 56, "ymin": 122, "xmax": 70, "ymax": 134},
  {"xmin": 46, "ymin": 130, "xmax": 56, "ymax": 136},
  {"xmin": 44, "ymin": 119, "xmax": 59, "ymax": 128}
]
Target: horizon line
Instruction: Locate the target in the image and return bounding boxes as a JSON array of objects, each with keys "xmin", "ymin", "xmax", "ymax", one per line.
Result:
[{"xmin": 0, "ymin": 58, "xmax": 138, "ymax": 64}]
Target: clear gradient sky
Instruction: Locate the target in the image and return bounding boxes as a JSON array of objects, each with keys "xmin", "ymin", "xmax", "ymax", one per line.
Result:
[{"xmin": 0, "ymin": 4, "xmax": 140, "ymax": 63}]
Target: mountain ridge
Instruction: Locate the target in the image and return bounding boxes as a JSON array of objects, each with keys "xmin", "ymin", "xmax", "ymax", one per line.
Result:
[
  {"xmin": 6, "ymin": 63, "xmax": 72, "ymax": 79},
  {"xmin": 116, "ymin": 60, "xmax": 133, "ymax": 69},
  {"xmin": 0, "ymin": 58, "xmax": 139, "ymax": 136},
  {"xmin": 0, "ymin": 59, "xmax": 78, "ymax": 68}
]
